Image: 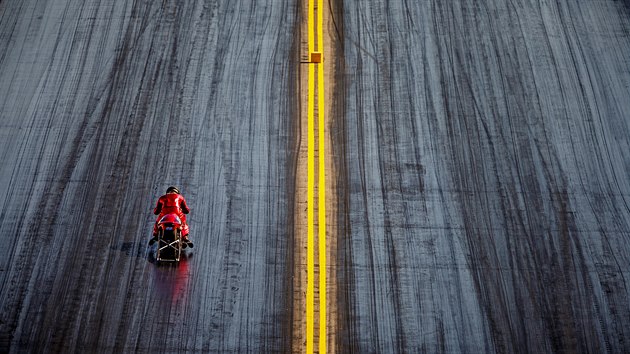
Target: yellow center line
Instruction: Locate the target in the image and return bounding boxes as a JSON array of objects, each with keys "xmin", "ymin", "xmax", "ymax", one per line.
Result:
[
  {"xmin": 306, "ymin": 0, "xmax": 326, "ymax": 352},
  {"xmin": 316, "ymin": 0, "xmax": 327, "ymax": 353},
  {"xmin": 306, "ymin": 0, "xmax": 315, "ymax": 351}
]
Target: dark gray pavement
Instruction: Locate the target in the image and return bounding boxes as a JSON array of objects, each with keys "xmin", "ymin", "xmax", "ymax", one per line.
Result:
[
  {"xmin": 2, "ymin": 0, "xmax": 630, "ymax": 353},
  {"xmin": 336, "ymin": 0, "xmax": 630, "ymax": 352},
  {"xmin": 0, "ymin": 0, "xmax": 297, "ymax": 352}
]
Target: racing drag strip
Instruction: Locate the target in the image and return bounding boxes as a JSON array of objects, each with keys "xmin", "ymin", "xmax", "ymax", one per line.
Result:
[
  {"xmin": 0, "ymin": 0, "xmax": 298, "ymax": 352},
  {"xmin": 292, "ymin": 0, "xmax": 343, "ymax": 351},
  {"xmin": 336, "ymin": 0, "xmax": 630, "ymax": 352}
]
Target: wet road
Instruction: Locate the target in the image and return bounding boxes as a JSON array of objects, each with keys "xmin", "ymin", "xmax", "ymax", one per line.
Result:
[
  {"xmin": 0, "ymin": 0, "xmax": 297, "ymax": 352},
  {"xmin": 337, "ymin": 0, "xmax": 630, "ymax": 352},
  {"xmin": 2, "ymin": 0, "xmax": 630, "ymax": 353}
]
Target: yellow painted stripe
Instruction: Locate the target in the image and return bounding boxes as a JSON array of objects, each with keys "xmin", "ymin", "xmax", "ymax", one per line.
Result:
[
  {"xmin": 306, "ymin": 0, "xmax": 315, "ymax": 352},
  {"xmin": 316, "ymin": 0, "xmax": 327, "ymax": 352},
  {"xmin": 306, "ymin": 0, "xmax": 326, "ymax": 352}
]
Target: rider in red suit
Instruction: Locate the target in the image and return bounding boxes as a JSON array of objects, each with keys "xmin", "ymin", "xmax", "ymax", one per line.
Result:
[{"xmin": 150, "ymin": 186, "xmax": 192, "ymax": 246}]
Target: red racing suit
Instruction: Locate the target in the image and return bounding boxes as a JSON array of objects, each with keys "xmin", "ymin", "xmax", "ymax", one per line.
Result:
[{"xmin": 153, "ymin": 193, "xmax": 190, "ymax": 237}]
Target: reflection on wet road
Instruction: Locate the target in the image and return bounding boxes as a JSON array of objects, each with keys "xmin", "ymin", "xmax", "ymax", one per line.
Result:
[{"xmin": 151, "ymin": 254, "xmax": 193, "ymax": 306}]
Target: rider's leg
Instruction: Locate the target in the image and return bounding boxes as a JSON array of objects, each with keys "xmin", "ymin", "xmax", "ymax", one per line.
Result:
[
  {"xmin": 180, "ymin": 214, "xmax": 189, "ymax": 237},
  {"xmin": 179, "ymin": 214, "xmax": 193, "ymax": 247},
  {"xmin": 149, "ymin": 217, "xmax": 160, "ymax": 245}
]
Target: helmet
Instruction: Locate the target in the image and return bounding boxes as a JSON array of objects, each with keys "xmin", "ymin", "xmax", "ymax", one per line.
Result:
[{"xmin": 166, "ymin": 186, "xmax": 180, "ymax": 194}]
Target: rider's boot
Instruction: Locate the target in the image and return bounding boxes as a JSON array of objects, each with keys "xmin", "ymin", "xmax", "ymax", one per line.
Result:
[{"xmin": 183, "ymin": 235, "xmax": 194, "ymax": 248}]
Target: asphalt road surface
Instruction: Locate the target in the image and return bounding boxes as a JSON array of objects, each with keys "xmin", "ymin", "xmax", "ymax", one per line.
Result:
[
  {"xmin": 0, "ymin": 0, "xmax": 297, "ymax": 352},
  {"xmin": 1, "ymin": 0, "xmax": 630, "ymax": 353},
  {"xmin": 337, "ymin": 0, "xmax": 630, "ymax": 353}
]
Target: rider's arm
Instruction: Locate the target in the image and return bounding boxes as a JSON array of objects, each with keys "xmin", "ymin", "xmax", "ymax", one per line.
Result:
[
  {"xmin": 153, "ymin": 198, "xmax": 163, "ymax": 215},
  {"xmin": 180, "ymin": 197, "xmax": 190, "ymax": 214}
]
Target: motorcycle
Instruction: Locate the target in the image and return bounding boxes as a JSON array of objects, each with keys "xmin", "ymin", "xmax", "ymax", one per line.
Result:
[{"xmin": 154, "ymin": 213, "xmax": 188, "ymax": 263}]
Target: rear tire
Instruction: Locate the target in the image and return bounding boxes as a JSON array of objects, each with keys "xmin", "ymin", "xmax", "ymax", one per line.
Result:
[{"xmin": 156, "ymin": 228, "xmax": 182, "ymax": 262}]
